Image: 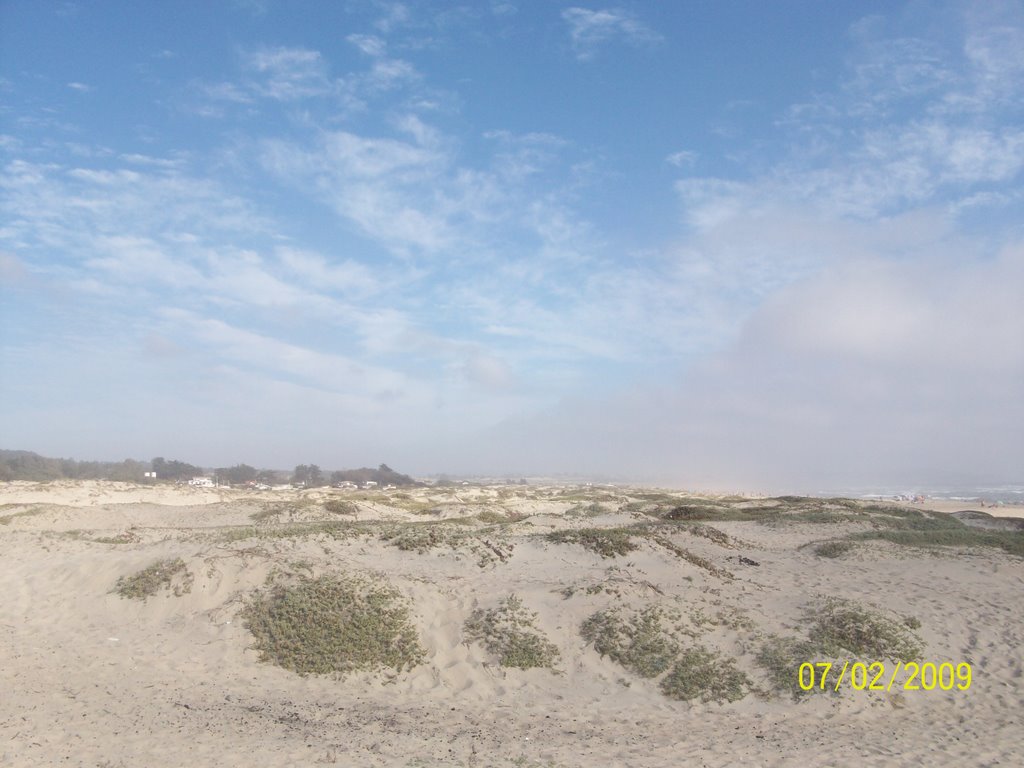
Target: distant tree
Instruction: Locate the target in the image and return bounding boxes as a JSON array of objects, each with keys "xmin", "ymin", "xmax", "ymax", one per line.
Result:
[
  {"xmin": 219, "ymin": 464, "xmax": 258, "ymax": 485},
  {"xmin": 256, "ymin": 469, "xmax": 281, "ymax": 485},
  {"xmin": 292, "ymin": 464, "xmax": 324, "ymax": 487},
  {"xmin": 151, "ymin": 457, "xmax": 200, "ymax": 481},
  {"xmin": 327, "ymin": 464, "xmax": 418, "ymax": 487}
]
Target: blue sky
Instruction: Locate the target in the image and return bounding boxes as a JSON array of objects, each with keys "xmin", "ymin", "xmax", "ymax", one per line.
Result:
[{"xmin": 2, "ymin": 1, "xmax": 1022, "ymax": 489}]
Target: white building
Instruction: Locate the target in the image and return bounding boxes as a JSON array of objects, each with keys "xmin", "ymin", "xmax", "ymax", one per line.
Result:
[{"xmin": 188, "ymin": 477, "xmax": 215, "ymax": 487}]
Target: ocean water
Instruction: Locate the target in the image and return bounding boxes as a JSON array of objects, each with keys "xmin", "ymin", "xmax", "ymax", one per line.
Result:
[{"xmin": 819, "ymin": 484, "xmax": 1024, "ymax": 505}]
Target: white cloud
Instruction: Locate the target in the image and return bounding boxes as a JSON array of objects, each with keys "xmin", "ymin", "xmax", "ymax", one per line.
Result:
[
  {"xmin": 561, "ymin": 7, "xmax": 661, "ymax": 60},
  {"xmin": 243, "ymin": 46, "xmax": 333, "ymax": 100},
  {"xmin": 276, "ymin": 246, "xmax": 379, "ymax": 295},
  {"xmin": 666, "ymin": 150, "xmax": 697, "ymax": 168},
  {"xmin": 347, "ymin": 33, "xmax": 387, "ymax": 57}
]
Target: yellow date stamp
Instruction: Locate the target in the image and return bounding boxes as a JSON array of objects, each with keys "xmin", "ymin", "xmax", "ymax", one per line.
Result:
[{"xmin": 798, "ymin": 661, "xmax": 972, "ymax": 692}]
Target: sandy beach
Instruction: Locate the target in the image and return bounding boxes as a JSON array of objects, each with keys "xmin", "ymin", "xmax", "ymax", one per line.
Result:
[{"xmin": 1, "ymin": 481, "xmax": 1021, "ymax": 767}]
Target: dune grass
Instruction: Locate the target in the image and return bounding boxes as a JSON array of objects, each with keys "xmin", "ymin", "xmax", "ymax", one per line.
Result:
[
  {"xmin": 756, "ymin": 597, "xmax": 924, "ymax": 700},
  {"xmin": 582, "ymin": 605, "xmax": 682, "ymax": 678},
  {"xmin": 545, "ymin": 528, "xmax": 639, "ymax": 558},
  {"xmin": 216, "ymin": 520, "xmax": 370, "ymax": 543},
  {"xmin": 849, "ymin": 528, "xmax": 1024, "ymax": 557},
  {"xmin": 242, "ymin": 573, "xmax": 424, "ymax": 676},
  {"xmin": 581, "ymin": 604, "xmax": 749, "ymax": 702},
  {"xmin": 813, "ymin": 540, "xmax": 856, "ymax": 558},
  {"xmin": 114, "ymin": 558, "xmax": 192, "ymax": 599},
  {"xmin": 464, "ymin": 594, "xmax": 560, "ymax": 670},
  {"xmin": 660, "ymin": 646, "xmax": 750, "ymax": 703},
  {"xmin": 808, "ymin": 597, "xmax": 924, "ymax": 660},
  {"xmin": 0, "ymin": 506, "xmax": 47, "ymax": 525}
]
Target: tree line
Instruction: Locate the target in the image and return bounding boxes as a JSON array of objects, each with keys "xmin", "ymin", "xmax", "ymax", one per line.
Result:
[{"xmin": 0, "ymin": 450, "xmax": 418, "ymax": 487}]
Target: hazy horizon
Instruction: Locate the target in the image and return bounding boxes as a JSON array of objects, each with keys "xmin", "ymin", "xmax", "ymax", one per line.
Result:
[{"xmin": 2, "ymin": 1, "xmax": 1022, "ymax": 491}]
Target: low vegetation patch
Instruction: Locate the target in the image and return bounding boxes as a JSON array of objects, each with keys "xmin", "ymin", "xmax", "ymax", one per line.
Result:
[
  {"xmin": 756, "ymin": 635, "xmax": 830, "ymax": 700},
  {"xmin": 114, "ymin": 558, "xmax": 192, "ymax": 600},
  {"xmin": 217, "ymin": 520, "xmax": 369, "ymax": 543},
  {"xmin": 813, "ymin": 540, "xmax": 855, "ymax": 558},
  {"xmin": 323, "ymin": 499, "xmax": 358, "ymax": 515},
  {"xmin": 582, "ymin": 605, "xmax": 749, "ymax": 702},
  {"xmin": 808, "ymin": 597, "xmax": 924, "ymax": 661},
  {"xmin": 545, "ymin": 528, "xmax": 638, "ymax": 558},
  {"xmin": 0, "ymin": 506, "xmax": 47, "ymax": 525},
  {"xmin": 92, "ymin": 530, "xmax": 141, "ymax": 544},
  {"xmin": 849, "ymin": 528, "xmax": 1024, "ymax": 557},
  {"xmin": 379, "ymin": 522, "xmax": 466, "ymax": 553},
  {"xmin": 755, "ymin": 597, "xmax": 924, "ymax": 700},
  {"xmin": 476, "ymin": 509, "xmax": 528, "ymax": 524},
  {"xmin": 464, "ymin": 594, "xmax": 560, "ymax": 670},
  {"xmin": 643, "ymin": 496, "xmax": 967, "ymax": 530},
  {"xmin": 660, "ymin": 646, "xmax": 750, "ymax": 703},
  {"xmin": 565, "ymin": 502, "xmax": 609, "ymax": 518},
  {"xmin": 242, "ymin": 573, "xmax": 424, "ymax": 676},
  {"xmin": 582, "ymin": 605, "xmax": 683, "ymax": 678}
]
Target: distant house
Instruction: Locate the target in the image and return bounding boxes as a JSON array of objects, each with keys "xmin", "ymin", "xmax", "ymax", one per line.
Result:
[
  {"xmin": 363, "ymin": 481, "xmax": 378, "ymax": 489},
  {"xmin": 188, "ymin": 477, "xmax": 214, "ymax": 487},
  {"xmin": 334, "ymin": 481, "xmax": 358, "ymax": 489}
]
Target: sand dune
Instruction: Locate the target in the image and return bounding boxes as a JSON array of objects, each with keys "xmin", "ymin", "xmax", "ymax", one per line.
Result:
[{"xmin": 1, "ymin": 481, "xmax": 1021, "ymax": 767}]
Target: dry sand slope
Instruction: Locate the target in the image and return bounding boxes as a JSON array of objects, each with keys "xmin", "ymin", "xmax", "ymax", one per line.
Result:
[{"xmin": 1, "ymin": 482, "xmax": 1022, "ymax": 768}]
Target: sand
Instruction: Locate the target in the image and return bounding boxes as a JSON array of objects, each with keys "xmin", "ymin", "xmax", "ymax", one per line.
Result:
[{"xmin": 1, "ymin": 481, "xmax": 1021, "ymax": 767}]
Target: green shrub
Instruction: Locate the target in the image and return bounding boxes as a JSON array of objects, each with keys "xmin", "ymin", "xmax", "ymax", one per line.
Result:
[
  {"xmin": 545, "ymin": 528, "xmax": 638, "ymax": 558},
  {"xmin": 813, "ymin": 541, "xmax": 855, "ymax": 558},
  {"xmin": 114, "ymin": 558, "xmax": 192, "ymax": 599},
  {"xmin": 807, "ymin": 598, "xmax": 923, "ymax": 661},
  {"xmin": 581, "ymin": 605, "xmax": 682, "ymax": 678},
  {"xmin": 323, "ymin": 499, "xmax": 358, "ymax": 515},
  {"xmin": 583, "ymin": 606, "xmax": 748, "ymax": 703},
  {"xmin": 755, "ymin": 635, "xmax": 827, "ymax": 700},
  {"xmin": 379, "ymin": 523, "xmax": 464, "ymax": 552},
  {"xmin": 242, "ymin": 574, "xmax": 424, "ymax": 676},
  {"xmin": 464, "ymin": 595, "xmax": 560, "ymax": 670},
  {"xmin": 660, "ymin": 647, "xmax": 750, "ymax": 703}
]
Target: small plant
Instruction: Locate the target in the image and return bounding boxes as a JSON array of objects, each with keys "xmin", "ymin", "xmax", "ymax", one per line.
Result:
[
  {"xmin": 242, "ymin": 573, "xmax": 424, "ymax": 676},
  {"xmin": 114, "ymin": 558, "xmax": 192, "ymax": 600},
  {"xmin": 93, "ymin": 530, "xmax": 141, "ymax": 544},
  {"xmin": 464, "ymin": 594, "xmax": 560, "ymax": 670},
  {"xmin": 565, "ymin": 502, "xmax": 608, "ymax": 518},
  {"xmin": 755, "ymin": 635, "xmax": 827, "ymax": 700},
  {"xmin": 583, "ymin": 605, "xmax": 749, "ymax": 703},
  {"xmin": 249, "ymin": 505, "xmax": 283, "ymax": 523},
  {"xmin": 216, "ymin": 520, "xmax": 369, "ymax": 543},
  {"xmin": 476, "ymin": 509, "xmax": 528, "ymax": 524},
  {"xmin": 813, "ymin": 541, "xmax": 855, "ymax": 558},
  {"xmin": 808, "ymin": 598, "xmax": 924, "ymax": 661},
  {"xmin": 0, "ymin": 506, "xmax": 46, "ymax": 525},
  {"xmin": 379, "ymin": 523, "xmax": 463, "ymax": 553},
  {"xmin": 323, "ymin": 499, "xmax": 357, "ymax": 516},
  {"xmin": 581, "ymin": 605, "xmax": 683, "ymax": 678},
  {"xmin": 659, "ymin": 646, "xmax": 750, "ymax": 703},
  {"xmin": 545, "ymin": 528, "xmax": 638, "ymax": 558}
]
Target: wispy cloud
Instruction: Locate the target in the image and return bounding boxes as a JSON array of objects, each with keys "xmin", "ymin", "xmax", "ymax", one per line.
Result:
[
  {"xmin": 243, "ymin": 46, "xmax": 333, "ymax": 101},
  {"xmin": 561, "ymin": 7, "xmax": 661, "ymax": 60}
]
